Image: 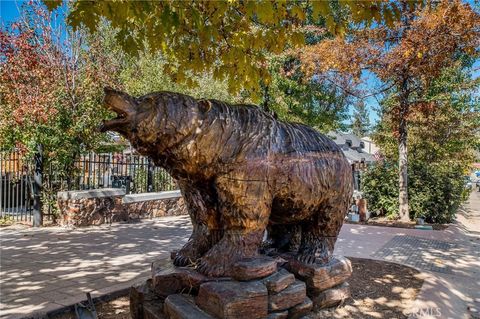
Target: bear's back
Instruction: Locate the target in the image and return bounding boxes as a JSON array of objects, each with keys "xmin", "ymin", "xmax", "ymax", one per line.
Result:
[{"xmin": 207, "ymin": 100, "xmax": 342, "ymax": 157}]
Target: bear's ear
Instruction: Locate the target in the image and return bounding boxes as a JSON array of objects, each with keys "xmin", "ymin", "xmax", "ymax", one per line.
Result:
[{"xmin": 198, "ymin": 99, "xmax": 212, "ymax": 113}]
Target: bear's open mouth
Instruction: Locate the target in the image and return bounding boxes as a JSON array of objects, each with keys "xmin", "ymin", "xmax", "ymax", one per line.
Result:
[
  {"xmin": 99, "ymin": 102, "xmax": 130, "ymax": 132},
  {"xmin": 99, "ymin": 87, "xmax": 137, "ymax": 133}
]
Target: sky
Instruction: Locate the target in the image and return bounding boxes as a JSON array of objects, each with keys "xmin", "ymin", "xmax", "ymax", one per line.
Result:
[
  {"xmin": 1, "ymin": 0, "xmax": 478, "ymax": 128},
  {"xmin": 1, "ymin": 0, "xmax": 22, "ymax": 25}
]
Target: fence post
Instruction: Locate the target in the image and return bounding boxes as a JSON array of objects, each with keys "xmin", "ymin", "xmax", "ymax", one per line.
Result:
[
  {"xmin": 147, "ymin": 158, "xmax": 154, "ymax": 192},
  {"xmin": 32, "ymin": 144, "xmax": 43, "ymax": 227}
]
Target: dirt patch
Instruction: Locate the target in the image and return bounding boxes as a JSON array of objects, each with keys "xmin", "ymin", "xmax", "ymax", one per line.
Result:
[
  {"xmin": 52, "ymin": 258, "xmax": 423, "ymax": 319},
  {"xmin": 347, "ymin": 216, "xmax": 448, "ymax": 230},
  {"xmin": 314, "ymin": 258, "xmax": 424, "ymax": 319},
  {"xmin": 53, "ymin": 297, "xmax": 130, "ymax": 319}
]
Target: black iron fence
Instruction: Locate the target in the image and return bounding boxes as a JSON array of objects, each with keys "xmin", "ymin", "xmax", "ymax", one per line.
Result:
[
  {"xmin": 0, "ymin": 150, "xmax": 177, "ymax": 223},
  {"xmin": 67, "ymin": 152, "xmax": 176, "ymax": 193},
  {"xmin": 0, "ymin": 152, "xmax": 32, "ymax": 222}
]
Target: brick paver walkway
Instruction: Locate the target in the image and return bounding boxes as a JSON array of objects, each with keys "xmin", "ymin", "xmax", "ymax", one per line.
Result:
[
  {"xmin": 1, "ymin": 192, "xmax": 479, "ymax": 319},
  {"xmin": 373, "ymin": 235, "xmax": 458, "ymax": 274}
]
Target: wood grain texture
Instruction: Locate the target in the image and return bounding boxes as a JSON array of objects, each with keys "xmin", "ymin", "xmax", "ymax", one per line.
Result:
[
  {"xmin": 268, "ymin": 280, "xmax": 306, "ymax": 311},
  {"xmin": 101, "ymin": 88, "xmax": 353, "ymax": 277},
  {"xmin": 151, "ymin": 262, "xmax": 209, "ymax": 298},
  {"xmin": 311, "ymin": 282, "xmax": 351, "ymax": 310},
  {"xmin": 288, "ymin": 297, "xmax": 313, "ymax": 319},
  {"xmin": 231, "ymin": 256, "xmax": 278, "ymax": 281},
  {"xmin": 283, "ymin": 256, "xmax": 353, "ymax": 294},
  {"xmin": 262, "ymin": 268, "xmax": 296, "ymax": 294},
  {"xmin": 130, "ymin": 279, "xmax": 165, "ymax": 319},
  {"xmin": 195, "ymin": 281, "xmax": 268, "ymax": 319},
  {"xmin": 164, "ymin": 294, "xmax": 214, "ymax": 319}
]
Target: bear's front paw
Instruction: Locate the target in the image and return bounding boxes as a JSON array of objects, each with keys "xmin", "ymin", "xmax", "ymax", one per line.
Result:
[
  {"xmin": 173, "ymin": 239, "xmax": 205, "ymax": 267},
  {"xmin": 173, "ymin": 252, "xmax": 196, "ymax": 267},
  {"xmin": 195, "ymin": 231, "xmax": 262, "ymax": 277},
  {"xmin": 296, "ymin": 252, "xmax": 317, "ymax": 264},
  {"xmin": 196, "ymin": 239, "xmax": 237, "ymax": 277},
  {"xmin": 197, "ymin": 257, "xmax": 227, "ymax": 277}
]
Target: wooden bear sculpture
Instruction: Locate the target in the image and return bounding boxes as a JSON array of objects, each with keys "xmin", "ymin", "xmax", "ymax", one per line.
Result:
[{"xmin": 100, "ymin": 88, "xmax": 353, "ymax": 277}]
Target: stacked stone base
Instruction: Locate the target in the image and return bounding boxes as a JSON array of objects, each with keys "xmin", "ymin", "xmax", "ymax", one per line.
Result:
[{"xmin": 131, "ymin": 255, "xmax": 352, "ymax": 319}]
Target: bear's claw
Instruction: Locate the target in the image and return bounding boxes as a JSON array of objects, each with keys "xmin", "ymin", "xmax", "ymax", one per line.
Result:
[
  {"xmin": 296, "ymin": 253, "xmax": 316, "ymax": 264},
  {"xmin": 173, "ymin": 254, "xmax": 193, "ymax": 267},
  {"xmin": 197, "ymin": 258, "xmax": 225, "ymax": 277}
]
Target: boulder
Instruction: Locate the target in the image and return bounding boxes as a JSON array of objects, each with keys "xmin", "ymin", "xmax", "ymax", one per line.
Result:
[
  {"xmin": 144, "ymin": 301, "xmax": 166, "ymax": 319},
  {"xmin": 164, "ymin": 294, "xmax": 213, "ymax": 319},
  {"xmin": 196, "ymin": 280, "xmax": 268, "ymax": 319},
  {"xmin": 151, "ymin": 260, "xmax": 215, "ymax": 298},
  {"xmin": 130, "ymin": 279, "xmax": 163, "ymax": 319},
  {"xmin": 311, "ymin": 282, "xmax": 350, "ymax": 310},
  {"xmin": 266, "ymin": 311, "xmax": 288, "ymax": 319},
  {"xmin": 262, "ymin": 269, "xmax": 295, "ymax": 294},
  {"xmin": 288, "ymin": 297, "xmax": 313, "ymax": 319},
  {"xmin": 268, "ymin": 280, "xmax": 306, "ymax": 312},
  {"xmin": 232, "ymin": 256, "xmax": 278, "ymax": 281},
  {"xmin": 284, "ymin": 256, "xmax": 352, "ymax": 294}
]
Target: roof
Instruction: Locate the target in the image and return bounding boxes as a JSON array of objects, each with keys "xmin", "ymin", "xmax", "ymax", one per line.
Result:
[
  {"xmin": 328, "ymin": 131, "xmax": 376, "ymax": 163},
  {"xmin": 328, "ymin": 132, "xmax": 364, "ymax": 149},
  {"xmin": 342, "ymin": 147, "xmax": 375, "ymax": 163}
]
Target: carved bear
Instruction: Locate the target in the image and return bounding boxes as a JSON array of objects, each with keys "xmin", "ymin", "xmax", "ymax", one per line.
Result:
[{"xmin": 101, "ymin": 88, "xmax": 353, "ymax": 277}]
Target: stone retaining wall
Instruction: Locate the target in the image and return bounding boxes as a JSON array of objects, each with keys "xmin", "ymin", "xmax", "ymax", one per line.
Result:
[
  {"xmin": 57, "ymin": 188, "xmax": 187, "ymax": 227},
  {"xmin": 125, "ymin": 197, "xmax": 186, "ymax": 220}
]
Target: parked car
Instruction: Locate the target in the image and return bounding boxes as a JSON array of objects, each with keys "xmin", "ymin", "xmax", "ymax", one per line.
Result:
[{"xmin": 464, "ymin": 176, "xmax": 472, "ymax": 190}]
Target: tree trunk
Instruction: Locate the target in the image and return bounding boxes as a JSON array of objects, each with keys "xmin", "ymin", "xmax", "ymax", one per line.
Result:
[
  {"xmin": 32, "ymin": 144, "xmax": 44, "ymax": 227},
  {"xmin": 262, "ymin": 84, "xmax": 270, "ymax": 113},
  {"xmin": 398, "ymin": 123, "xmax": 409, "ymax": 221},
  {"xmin": 398, "ymin": 78, "xmax": 410, "ymax": 222}
]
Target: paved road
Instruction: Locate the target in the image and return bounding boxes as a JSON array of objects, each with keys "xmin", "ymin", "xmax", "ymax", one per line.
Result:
[
  {"xmin": 459, "ymin": 187, "xmax": 480, "ymax": 233},
  {"xmin": 1, "ymin": 192, "xmax": 479, "ymax": 319}
]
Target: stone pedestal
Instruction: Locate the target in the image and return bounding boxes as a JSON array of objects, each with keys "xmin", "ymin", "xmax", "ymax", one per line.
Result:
[
  {"xmin": 131, "ymin": 255, "xmax": 351, "ymax": 319},
  {"xmin": 283, "ymin": 255, "xmax": 352, "ymax": 310}
]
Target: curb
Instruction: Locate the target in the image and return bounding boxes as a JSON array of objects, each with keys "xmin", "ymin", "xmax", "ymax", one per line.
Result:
[{"xmin": 19, "ymin": 288, "xmax": 130, "ymax": 319}]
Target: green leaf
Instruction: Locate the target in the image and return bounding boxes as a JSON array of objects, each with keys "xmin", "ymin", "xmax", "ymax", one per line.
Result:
[{"xmin": 43, "ymin": 0, "xmax": 62, "ymax": 11}]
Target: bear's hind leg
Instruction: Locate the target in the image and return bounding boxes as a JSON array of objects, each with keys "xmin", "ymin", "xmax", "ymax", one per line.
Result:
[
  {"xmin": 262, "ymin": 224, "xmax": 301, "ymax": 255},
  {"xmin": 297, "ymin": 225, "xmax": 336, "ymax": 265},
  {"xmin": 296, "ymin": 204, "xmax": 345, "ymax": 265}
]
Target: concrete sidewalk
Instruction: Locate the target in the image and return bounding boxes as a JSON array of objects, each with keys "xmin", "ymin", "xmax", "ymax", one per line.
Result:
[
  {"xmin": 1, "ymin": 193, "xmax": 479, "ymax": 319},
  {"xmin": 0, "ymin": 216, "xmax": 191, "ymax": 319}
]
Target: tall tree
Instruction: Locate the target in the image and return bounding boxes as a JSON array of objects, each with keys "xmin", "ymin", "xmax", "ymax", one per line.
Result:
[
  {"xmin": 44, "ymin": 0, "xmax": 410, "ymax": 99},
  {"xmin": 351, "ymin": 101, "xmax": 370, "ymax": 137},
  {"xmin": 0, "ymin": 2, "xmax": 115, "ymax": 181},
  {"xmin": 299, "ymin": 0, "xmax": 479, "ymax": 221},
  {"xmin": 365, "ymin": 63, "xmax": 479, "ymax": 223}
]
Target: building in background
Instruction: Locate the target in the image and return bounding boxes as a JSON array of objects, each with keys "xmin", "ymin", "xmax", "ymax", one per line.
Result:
[
  {"xmin": 328, "ymin": 132, "xmax": 377, "ymax": 190},
  {"xmin": 360, "ymin": 136, "xmax": 379, "ymax": 155}
]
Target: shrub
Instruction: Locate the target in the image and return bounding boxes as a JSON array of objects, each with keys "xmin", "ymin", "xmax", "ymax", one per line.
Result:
[
  {"xmin": 362, "ymin": 160, "xmax": 467, "ymax": 223},
  {"xmin": 361, "ymin": 162, "xmax": 399, "ymax": 219}
]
